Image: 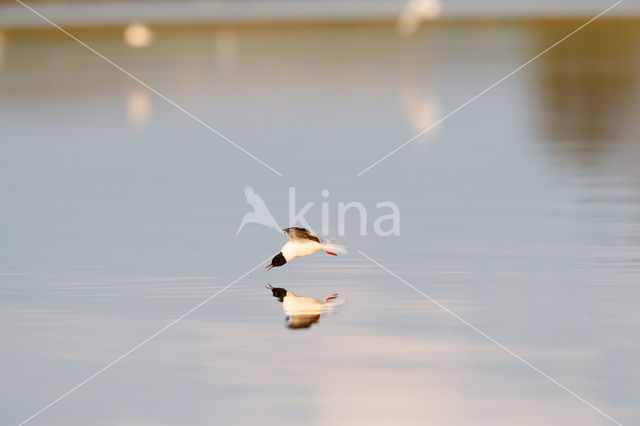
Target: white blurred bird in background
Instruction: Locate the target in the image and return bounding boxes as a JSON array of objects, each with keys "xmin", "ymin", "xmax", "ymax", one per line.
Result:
[{"xmin": 397, "ymin": 0, "xmax": 442, "ymax": 36}]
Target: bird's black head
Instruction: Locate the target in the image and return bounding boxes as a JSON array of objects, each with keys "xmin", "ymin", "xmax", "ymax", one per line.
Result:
[
  {"xmin": 266, "ymin": 252, "xmax": 286, "ymax": 271},
  {"xmin": 266, "ymin": 284, "xmax": 287, "ymax": 302}
]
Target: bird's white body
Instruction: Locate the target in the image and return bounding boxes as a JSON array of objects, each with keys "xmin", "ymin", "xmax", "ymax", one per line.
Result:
[{"xmin": 281, "ymin": 240, "xmax": 323, "ymax": 262}]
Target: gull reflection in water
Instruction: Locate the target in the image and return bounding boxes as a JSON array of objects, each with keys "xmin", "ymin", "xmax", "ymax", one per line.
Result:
[{"xmin": 266, "ymin": 284, "xmax": 345, "ymax": 330}]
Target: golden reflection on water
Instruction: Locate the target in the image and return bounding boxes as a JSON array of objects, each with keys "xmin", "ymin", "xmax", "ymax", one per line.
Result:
[
  {"xmin": 0, "ymin": 29, "xmax": 6, "ymax": 68},
  {"xmin": 215, "ymin": 28, "xmax": 239, "ymax": 68},
  {"xmin": 402, "ymin": 88, "xmax": 440, "ymax": 142},
  {"xmin": 126, "ymin": 88, "xmax": 151, "ymax": 128},
  {"xmin": 535, "ymin": 22, "xmax": 640, "ymax": 168}
]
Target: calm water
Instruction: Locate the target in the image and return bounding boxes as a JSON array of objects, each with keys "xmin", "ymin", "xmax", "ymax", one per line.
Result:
[{"xmin": 1, "ymin": 21, "xmax": 640, "ymax": 425}]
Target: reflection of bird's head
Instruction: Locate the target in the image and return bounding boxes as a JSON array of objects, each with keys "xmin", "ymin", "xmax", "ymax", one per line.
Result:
[{"xmin": 266, "ymin": 284, "xmax": 287, "ymax": 302}]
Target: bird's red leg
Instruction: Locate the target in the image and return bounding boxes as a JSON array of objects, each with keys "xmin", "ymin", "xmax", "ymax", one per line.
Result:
[
  {"xmin": 325, "ymin": 293, "xmax": 338, "ymax": 302},
  {"xmin": 324, "ymin": 251, "xmax": 337, "ymax": 256}
]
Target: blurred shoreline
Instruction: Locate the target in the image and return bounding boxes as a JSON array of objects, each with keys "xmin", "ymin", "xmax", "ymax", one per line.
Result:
[{"xmin": 1, "ymin": 0, "xmax": 639, "ymax": 31}]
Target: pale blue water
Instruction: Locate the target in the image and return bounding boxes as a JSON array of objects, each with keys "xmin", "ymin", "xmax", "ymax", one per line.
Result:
[{"xmin": 1, "ymin": 22, "xmax": 640, "ymax": 425}]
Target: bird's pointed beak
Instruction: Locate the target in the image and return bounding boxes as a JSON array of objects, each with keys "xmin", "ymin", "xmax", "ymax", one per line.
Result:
[{"xmin": 265, "ymin": 264, "xmax": 274, "ymax": 271}]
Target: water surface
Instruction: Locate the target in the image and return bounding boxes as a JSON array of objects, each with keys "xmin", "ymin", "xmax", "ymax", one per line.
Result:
[{"xmin": 1, "ymin": 21, "xmax": 640, "ymax": 425}]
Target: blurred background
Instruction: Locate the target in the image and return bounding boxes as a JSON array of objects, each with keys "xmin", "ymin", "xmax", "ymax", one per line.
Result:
[{"xmin": 1, "ymin": 1, "xmax": 640, "ymax": 426}]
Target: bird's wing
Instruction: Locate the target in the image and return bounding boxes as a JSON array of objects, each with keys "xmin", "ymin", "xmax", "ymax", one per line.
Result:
[
  {"xmin": 283, "ymin": 227, "xmax": 320, "ymax": 243},
  {"xmin": 244, "ymin": 186, "xmax": 270, "ymax": 213}
]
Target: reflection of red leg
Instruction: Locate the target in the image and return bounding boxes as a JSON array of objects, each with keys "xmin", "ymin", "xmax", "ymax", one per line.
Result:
[
  {"xmin": 325, "ymin": 294, "xmax": 338, "ymax": 303},
  {"xmin": 325, "ymin": 251, "xmax": 337, "ymax": 256}
]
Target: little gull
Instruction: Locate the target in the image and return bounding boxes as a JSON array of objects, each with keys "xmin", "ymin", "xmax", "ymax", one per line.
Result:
[{"xmin": 266, "ymin": 227, "xmax": 347, "ymax": 270}]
